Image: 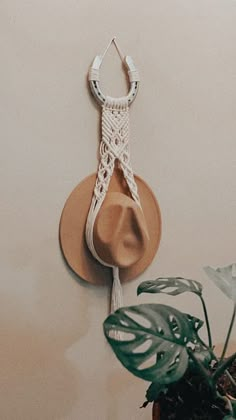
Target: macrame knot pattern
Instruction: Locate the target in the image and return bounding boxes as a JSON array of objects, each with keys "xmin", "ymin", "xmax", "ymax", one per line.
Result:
[
  {"xmin": 93, "ymin": 96, "xmax": 140, "ymax": 209},
  {"xmin": 85, "ymin": 95, "xmax": 142, "ymax": 328}
]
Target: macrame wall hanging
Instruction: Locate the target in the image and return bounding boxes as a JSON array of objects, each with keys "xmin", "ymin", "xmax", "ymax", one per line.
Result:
[{"xmin": 59, "ymin": 38, "xmax": 162, "ymax": 315}]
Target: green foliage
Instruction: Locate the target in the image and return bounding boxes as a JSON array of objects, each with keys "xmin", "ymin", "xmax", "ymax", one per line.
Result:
[
  {"xmin": 145, "ymin": 381, "xmax": 167, "ymax": 403},
  {"xmin": 138, "ymin": 276, "xmax": 212, "ymax": 348},
  {"xmin": 137, "ymin": 277, "xmax": 202, "ymax": 297},
  {"xmin": 188, "ymin": 348, "xmax": 213, "ymax": 372},
  {"xmin": 103, "ymin": 304, "xmax": 203, "ymax": 384},
  {"xmin": 213, "ymin": 352, "xmax": 236, "ymax": 383},
  {"xmin": 103, "ymin": 263, "xmax": 236, "ymax": 414}
]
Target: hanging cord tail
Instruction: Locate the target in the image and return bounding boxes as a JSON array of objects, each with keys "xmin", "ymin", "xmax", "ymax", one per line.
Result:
[
  {"xmin": 109, "ymin": 266, "xmax": 124, "ymax": 340},
  {"xmin": 111, "ymin": 266, "xmax": 124, "ymax": 313}
]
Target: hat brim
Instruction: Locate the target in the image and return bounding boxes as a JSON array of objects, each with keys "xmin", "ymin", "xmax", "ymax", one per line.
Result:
[{"xmin": 59, "ymin": 169, "xmax": 161, "ymax": 285}]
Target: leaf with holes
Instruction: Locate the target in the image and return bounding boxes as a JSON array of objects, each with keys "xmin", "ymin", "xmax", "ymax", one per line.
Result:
[
  {"xmin": 137, "ymin": 277, "xmax": 202, "ymax": 298},
  {"xmin": 103, "ymin": 304, "xmax": 203, "ymax": 384},
  {"xmin": 185, "ymin": 314, "xmax": 204, "ymax": 333}
]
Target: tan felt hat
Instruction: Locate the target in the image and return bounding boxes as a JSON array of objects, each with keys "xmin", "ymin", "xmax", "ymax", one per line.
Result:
[
  {"xmin": 59, "ymin": 169, "xmax": 161, "ymax": 286},
  {"xmin": 93, "ymin": 192, "xmax": 150, "ymax": 268}
]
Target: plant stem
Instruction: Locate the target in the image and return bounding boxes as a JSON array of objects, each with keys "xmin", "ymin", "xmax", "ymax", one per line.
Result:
[
  {"xmin": 226, "ymin": 370, "xmax": 236, "ymax": 388},
  {"xmin": 188, "ymin": 348, "xmax": 214, "ymax": 391},
  {"xmin": 221, "ymin": 304, "xmax": 236, "ymax": 361},
  {"xmin": 210, "ymin": 349, "xmax": 236, "ymax": 388},
  {"xmin": 199, "ymin": 295, "xmax": 212, "ymax": 348},
  {"xmin": 196, "ymin": 336, "xmax": 236, "ymax": 388},
  {"xmin": 213, "ymin": 352, "xmax": 236, "ymax": 383}
]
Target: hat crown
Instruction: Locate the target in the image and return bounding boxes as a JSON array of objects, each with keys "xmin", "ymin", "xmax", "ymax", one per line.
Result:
[{"xmin": 93, "ymin": 192, "xmax": 150, "ymax": 268}]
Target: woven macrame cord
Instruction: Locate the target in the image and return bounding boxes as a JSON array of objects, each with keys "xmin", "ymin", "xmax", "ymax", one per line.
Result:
[{"xmin": 86, "ymin": 96, "xmax": 142, "ymax": 317}]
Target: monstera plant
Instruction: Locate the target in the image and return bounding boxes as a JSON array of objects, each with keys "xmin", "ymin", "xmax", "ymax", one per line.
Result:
[{"xmin": 103, "ymin": 264, "xmax": 236, "ymax": 420}]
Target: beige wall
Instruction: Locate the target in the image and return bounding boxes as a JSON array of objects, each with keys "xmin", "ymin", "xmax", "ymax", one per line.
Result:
[{"xmin": 1, "ymin": 1, "xmax": 236, "ymax": 419}]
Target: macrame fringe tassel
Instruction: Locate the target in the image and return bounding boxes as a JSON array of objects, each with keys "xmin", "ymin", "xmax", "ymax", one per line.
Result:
[
  {"xmin": 111, "ymin": 266, "xmax": 123, "ymax": 312},
  {"xmin": 110, "ymin": 266, "xmax": 123, "ymax": 340}
]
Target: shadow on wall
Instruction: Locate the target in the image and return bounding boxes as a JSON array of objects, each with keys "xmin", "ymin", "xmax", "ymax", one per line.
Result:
[{"xmin": 0, "ymin": 236, "xmax": 101, "ymax": 420}]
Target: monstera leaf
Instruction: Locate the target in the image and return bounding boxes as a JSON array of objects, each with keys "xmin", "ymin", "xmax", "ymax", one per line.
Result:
[
  {"xmin": 137, "ymin": 277, "xmax": 202, "ymax": 297},
  {"xmin": 185, "ymin": 314, "xmax": 204, "ymax": 332},
  {"xmin": 103, "ymin": 304, "xmax": 203, "ymax": 384},
  {"xmin": 204, "ymin": 264, "xmax": 236, "ymax": 302}
]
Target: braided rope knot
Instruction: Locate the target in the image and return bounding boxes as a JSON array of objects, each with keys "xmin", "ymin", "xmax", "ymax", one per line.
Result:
[
  {"xmin": 92, "ymin": 96, "xmax": 140, "ymax": 209},
  {"xmin": 86, "ymin": 95, "xmax": 141, "ymax": 264}
]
